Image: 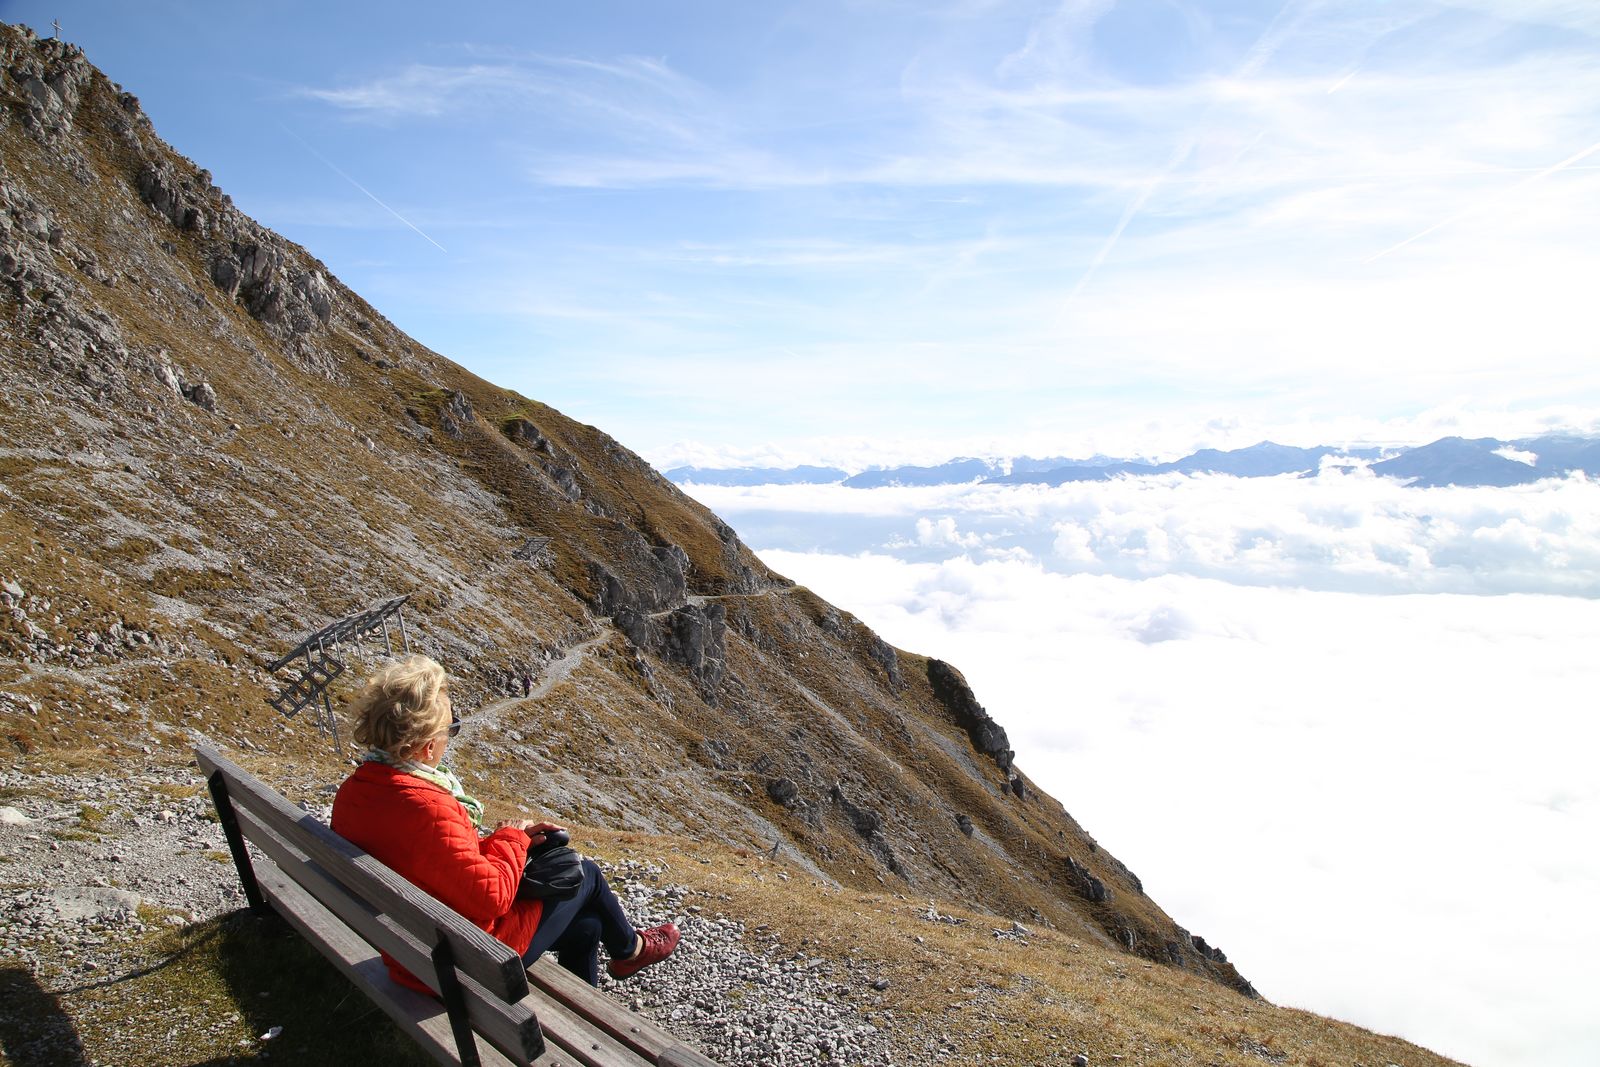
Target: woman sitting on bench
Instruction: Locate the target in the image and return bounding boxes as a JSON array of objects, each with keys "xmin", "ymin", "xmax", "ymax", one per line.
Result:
[{"xmin": 331, "ymin": 655, "xmax": 679, "ymax": 989}]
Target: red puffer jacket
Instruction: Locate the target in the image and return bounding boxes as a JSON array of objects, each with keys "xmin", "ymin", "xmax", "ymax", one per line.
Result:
[{"xmin": 331, "ymin": 761, "xmax": 542, "ymax": 993}]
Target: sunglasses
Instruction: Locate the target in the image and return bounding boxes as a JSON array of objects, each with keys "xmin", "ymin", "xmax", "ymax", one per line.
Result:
[{"xmin": 448, "ymin": 712, "xmax": 462, "ymax": 737}]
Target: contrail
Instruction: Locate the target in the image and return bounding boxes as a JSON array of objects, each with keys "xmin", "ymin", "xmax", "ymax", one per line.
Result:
[
  {"xmin": 277, "ymin": 122, "xmax": 449, "ymax": 254},
  {"xmin": 1067, "ymin": 163, "xmax": 1174, "ymax": 303},
  {"xmin": 1064, "ymin": 0, "xmax": 1307, "ymax": 304},
  {"xmin": 1365, "ymin": 136, "xmax": 1600, "ymax": 264},
  {"xmin": 1326, "ymin": 66, "xmax": 1360, "ymax": 94}
]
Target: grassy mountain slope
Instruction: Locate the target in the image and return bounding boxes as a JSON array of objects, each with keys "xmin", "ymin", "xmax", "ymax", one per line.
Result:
[{"xmin": 0, "ymin": 22, "xmax": 1463, "ymax": 1067}]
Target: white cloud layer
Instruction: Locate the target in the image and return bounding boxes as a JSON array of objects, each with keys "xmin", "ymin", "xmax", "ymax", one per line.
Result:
[
  {"xmin": 752, "ymin": 550, "xmax": 1600, "ymax": 1067},
  {"xmin": 688, "ymin": 471, "xmax": 1600, "ymax": 596},
  {"xmin": 681, "ymin": 474, "xmax": 1600, "ymax": 1067}
]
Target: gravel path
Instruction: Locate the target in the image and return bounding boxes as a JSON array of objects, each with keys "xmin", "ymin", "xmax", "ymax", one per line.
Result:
[
  {"xmin": 466, "ymin": 631, "xmax": 613, "ymax": 729},
  {"xmin": 598, "ymin": 858, "xmax": 919, "ymax": 1067}
]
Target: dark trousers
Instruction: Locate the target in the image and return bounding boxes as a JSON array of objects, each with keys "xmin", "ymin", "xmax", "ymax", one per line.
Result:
[{"xmin": 521, "ymin": 858, "xmax": 637, "ymax": 986}]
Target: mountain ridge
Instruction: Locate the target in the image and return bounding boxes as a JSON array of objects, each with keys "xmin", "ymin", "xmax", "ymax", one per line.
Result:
[{"xmin": 666, "ymin": 436, "xmax": 1597, "ymax": 488}]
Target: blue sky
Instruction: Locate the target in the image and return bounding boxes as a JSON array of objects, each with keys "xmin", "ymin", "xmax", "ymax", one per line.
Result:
[{"xmin": 7, "ymin": 1, "xmax": 1600, "ymax": 468}]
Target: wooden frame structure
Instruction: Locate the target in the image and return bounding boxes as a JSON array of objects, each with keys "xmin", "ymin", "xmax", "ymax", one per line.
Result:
[{"xmin": 265, "ymin": 596, "xmax": 412, "ymax": 745}]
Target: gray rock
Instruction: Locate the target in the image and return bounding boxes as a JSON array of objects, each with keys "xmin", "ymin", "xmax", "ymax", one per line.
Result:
[
  {"xmin": 0, "ymin": 806, "xmax": 32, "ymax": 825},
  {"xmin": 32, "ymin": 887, "xmax": 141, "ymax": 923},
  {"xmin": 766, "ymin": 778, "xmax": 800, "ymax": 807},
  {"xmin": 867, "ymin": 634, "xmax": 902, "ymax": 688},
  {"xmin": 155, "ymin": 361, "xmax": 182, "ymax": 397},
  {"xmin": 183, "ymin": 381, "xmax": 218, "ymax": 412},
  {"xmin": 292, "ymin": 269, "xmax": 333, "ymax": 325},
  {"xmin": 438, "ymin": 389, "xmax": 475, "ymax": 438}
]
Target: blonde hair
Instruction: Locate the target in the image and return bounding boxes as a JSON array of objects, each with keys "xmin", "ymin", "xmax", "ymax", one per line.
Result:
[{"xmin": 349, "ymin": 655, "xmax": 451, "ymax": 754}]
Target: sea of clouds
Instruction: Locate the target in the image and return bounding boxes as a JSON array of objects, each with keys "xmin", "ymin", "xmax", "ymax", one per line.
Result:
[{"xmin": 683, "ymin": 472, "xmax": 1600, "ymax": 1067}]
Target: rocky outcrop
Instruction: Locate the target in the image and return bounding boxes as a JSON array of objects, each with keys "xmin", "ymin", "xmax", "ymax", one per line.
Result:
[
  {"xmin": 1064, "ymin": 856, "xmax": 1111, "ymax": 904},
  {"xmin": 926, "ymin": 659, "xmax": 1014, "ymax": 773},
  {"xmin": 596, "ymin": 539, "xmax": 726, "ymax": 699},
  {"xmin": 711, "ymin": 519, "xmax": 764, "ymax": 595},
  {"xmin": 2, "ymin": 29, "xmax": 92, "ymax": 149},
  {"xmin": 1191, "ymin": 933, "xmax": 1228, "ymax": 963},
  {"xmin": 502, "ymin": 415, "xmax": 585, "ymax": 500},
  {"xmin": 437, "ymin": 389, "xmax": 475, "ymax": 439},
  {"xmin": 829, "ymin": 781, "xmax": 904, "ymax": 877},
  {"xmin": 661, "ymin": 601, "xmax": 727, "ymax": 696},
  {"xmin": 766, "ymin": 777, "xmax": 801, "ymax": 808},
  {"xmin": 867, "ymin": 634, "xmax": 901, "ymax": 690},
  {"xmin": 590, "ymin": 540, "xmax": 690, "ymax": 620}
]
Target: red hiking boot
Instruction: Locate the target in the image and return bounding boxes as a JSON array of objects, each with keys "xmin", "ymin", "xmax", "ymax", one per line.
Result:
[{"xmin": 607, "ymin": 922, "xmax": 680, "ymax": 980}]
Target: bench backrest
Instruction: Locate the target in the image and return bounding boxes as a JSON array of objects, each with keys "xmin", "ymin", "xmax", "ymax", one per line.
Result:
[{"xmin": 196, "ymin": 745, "xmax": 544, "ymax": 1065}]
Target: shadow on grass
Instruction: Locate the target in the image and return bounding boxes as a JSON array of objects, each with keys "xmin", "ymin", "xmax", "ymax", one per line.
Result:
[
  {"xmin": 0, "ymin": 966, "xmax": 88, "ymax": 1067},
  {"xmin": 187, "ymin": 909, "xmax": 434, "ymax": 1066},
  {"xmin": 1, "ymin": 910, "xmax": 434, "ymax": 1066}
]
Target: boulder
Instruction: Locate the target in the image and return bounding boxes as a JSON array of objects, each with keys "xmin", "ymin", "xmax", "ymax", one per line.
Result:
[
  {"xmin": 766, "ymin": 778, "xmax": 801, "ymax": 807},
  {"xmin": 182, "ymin": 381, "xmax": 217, "ymax": 412},
  {"xmin": 154, "ymin": 361, "xmax": 182, "ymax": 397}
]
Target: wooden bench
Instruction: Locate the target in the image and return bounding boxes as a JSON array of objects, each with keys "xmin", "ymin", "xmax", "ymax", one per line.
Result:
[{"xmin": 196, "ymin": 744, "xmax": 718, "ymax": 1067}]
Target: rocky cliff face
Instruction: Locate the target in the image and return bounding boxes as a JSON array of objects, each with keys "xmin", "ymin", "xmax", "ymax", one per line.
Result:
[{"xmin": 0, "ymin": 21, "xmax": 1252, "ymax": 998}]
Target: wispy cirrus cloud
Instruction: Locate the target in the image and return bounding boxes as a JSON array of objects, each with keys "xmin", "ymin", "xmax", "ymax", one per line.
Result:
[{"xmin": 280, "ymin": 2, "xmax": 1600, "ymax": 473}]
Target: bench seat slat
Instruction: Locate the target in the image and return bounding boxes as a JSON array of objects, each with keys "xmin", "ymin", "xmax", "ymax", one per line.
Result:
[
  {"xmin": 196, "ymin": 743, "xmax": 722, "ymax": 1067},
  {"xmin": 507, "ymin": 965, "xmax": 700, "ymax": 1067},
  {"xmin": 232, "ymin": 804, "xmax": 547, "ymax": 1065},
  {"xmin": 255, "ymin": 858, "xmax": 520, "ymax": 1067},
  {"xmin": 197, "ymin": 746, "xmax": 528, "ymax": 1002},
  {"xmin": 528, "ymin": 960, "xmax": 720, "ymax": 1067},
  {"xmin": 249, "ymin": 813, "xmax": 674, "ymax": 1067}
]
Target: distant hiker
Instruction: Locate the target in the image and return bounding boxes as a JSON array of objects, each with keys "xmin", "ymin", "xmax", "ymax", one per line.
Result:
[
  {"xmin": 330, "ymin": 655, "xmax": 679, "ymax": 987},
  {"xmin": 521, "ymin": 672, "xmax": 532, "ymax": 697}
]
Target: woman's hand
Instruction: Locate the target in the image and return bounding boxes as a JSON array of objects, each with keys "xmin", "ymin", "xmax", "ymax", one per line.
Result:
[{"xmin": 494, "ymin": 818, "xmax": 568, "ymax": 844}]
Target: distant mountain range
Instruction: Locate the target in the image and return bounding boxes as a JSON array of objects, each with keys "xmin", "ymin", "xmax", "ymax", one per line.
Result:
[{"xmin": 668, "ymin": 435, "xmax": 1600, "ymax": 489}]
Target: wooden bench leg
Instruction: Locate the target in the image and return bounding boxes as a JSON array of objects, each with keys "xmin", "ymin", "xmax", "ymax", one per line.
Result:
[
  {"xmin": 431, "ymin": 929, "xmax": 482, "ymax": 1067},
  {"xmin": 206, "ymin": 770, "xmax": 269, "ymax": 917}
]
